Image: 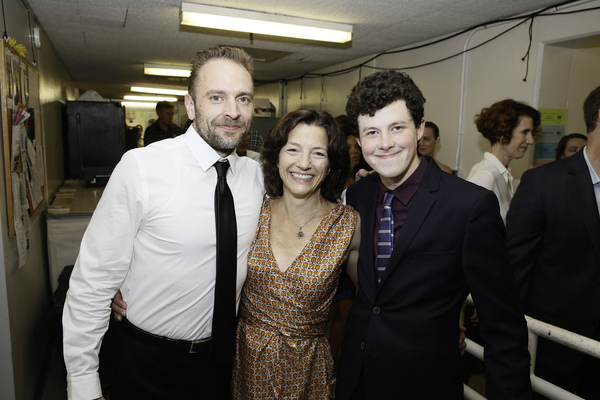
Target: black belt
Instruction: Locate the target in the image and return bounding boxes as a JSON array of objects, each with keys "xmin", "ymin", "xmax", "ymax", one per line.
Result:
[{"xmin": 121, "ymin": 318, "xmax": 211, "ymax": 354}]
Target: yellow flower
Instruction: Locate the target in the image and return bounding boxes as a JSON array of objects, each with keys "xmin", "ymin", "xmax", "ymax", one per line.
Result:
[{"xmin": 6, "ymin": 37, "xmax": 27, "ymax": 58}]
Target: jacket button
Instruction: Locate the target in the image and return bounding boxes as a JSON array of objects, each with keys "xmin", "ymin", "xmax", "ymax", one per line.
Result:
[
  {"xmin": 373, "ymin": 307, "xmax": 380, "ymax": 315},
  {"xmin": 360, "ymin": 342, "xmax": 366, "ymax": 350}
]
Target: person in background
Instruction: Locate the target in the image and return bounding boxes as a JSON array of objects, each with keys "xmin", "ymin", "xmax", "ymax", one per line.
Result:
[
  {"xmin": 143, "ymin": 101, "xmax": 183, "ymax": 146},
  {"xmin": 507, "ymin": 86, "xmax": 600, "ymax": 399},
  {"xmin": 63, "ymin": 46, "xmax": 262, "ymax": 400},
  {"xmin": 133, "ymin": 124, "xmax": 144, "ymax": 147},
  {"xmin": 247, "ymin": 128, "xmax": 264, "ymax": 153},
  {"xmin": 235, "ymin": 133, "xmax": 251, "ymax": 156},
  {"xmin": 335, "ymin": 115, "xmax": 363, "ymax": 188},
  {"xmin": 466, "ymin": 99, "xmax": 540, "ymax": 223},
  {"xmin": 418, "ymin": 121, "xmax": 453, "ymax": 173},
  {"xmin": 336, "ymin": 70, "xmax": 531, "ymax": 400},
  {"xmin": 235, "ymin": 133, "xmax": 260, "ymax": 161},
  {"xmin": 124, "ymin": 126, "xmax": 138, "ymax": 151},
  {"xmin": 555, "ymin": 132, "xmax": 587, "ymax": 160},
  {"xmin": 231, "ymin": 108, "xmax": 360, "ymax": 398}
]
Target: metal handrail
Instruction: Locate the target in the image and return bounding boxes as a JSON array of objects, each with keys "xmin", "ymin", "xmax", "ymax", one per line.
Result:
[{"xmin": 461, "ymin": 296, "xmax": 600, "ymax": 400}]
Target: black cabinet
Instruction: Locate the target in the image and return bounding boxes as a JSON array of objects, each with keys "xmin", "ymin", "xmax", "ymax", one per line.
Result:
[{"xmin": 64, "ymin": 101, "xmax": 125, "ymax": 185}]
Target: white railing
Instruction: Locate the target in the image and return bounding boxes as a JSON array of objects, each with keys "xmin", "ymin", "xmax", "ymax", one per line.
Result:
[{"xmin": 461, "ymin": 295, "xmax": 600, "ymax": 400}]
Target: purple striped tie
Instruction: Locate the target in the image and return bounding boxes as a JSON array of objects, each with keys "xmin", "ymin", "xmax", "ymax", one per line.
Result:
[{"xmin": 377, "ymin": 192, "xmax": 394, "ymax": 283}]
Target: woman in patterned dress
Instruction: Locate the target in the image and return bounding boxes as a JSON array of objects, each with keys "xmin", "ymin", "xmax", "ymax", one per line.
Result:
[{"xmin": 231, "ymin": 108, "xmax": 361, "ymax": 399}]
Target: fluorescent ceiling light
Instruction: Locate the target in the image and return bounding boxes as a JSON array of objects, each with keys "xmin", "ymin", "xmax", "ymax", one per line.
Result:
[
  {"xmin": 131, "ymin": 86, "xmax": 188, "ymax": 96},
  {"xmin": 180, "ymin": 3, "xmax": 352, "ymax": 43},
  {"xmin": 124, "ymin": 95, "xmax": 178, "ymax": 102},
  {"xmin": 121, "ymin": 101, "xmax": 158, "ymax": 108},
  {"xmin": 144, "ymin": 63, "xmax": 191, "ymax": 78}
]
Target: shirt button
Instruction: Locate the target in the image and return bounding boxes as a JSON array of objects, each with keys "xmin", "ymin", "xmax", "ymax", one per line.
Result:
[
  {"xmin": 373, "ymin": 307, "xmax": 381, "ymax": 315},
  {"xmin": 360, "ymin": 342, "xmax": 366, "ymax": 350}
]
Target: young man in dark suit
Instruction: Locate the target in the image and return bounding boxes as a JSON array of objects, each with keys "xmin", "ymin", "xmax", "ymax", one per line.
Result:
[
  {"xmin": 336, "ymin": 70, "xmax": 531, "ymax": 400},
  {"xmin": 506, "ymin": 85, "xmax": 600, "ymax": 399}
]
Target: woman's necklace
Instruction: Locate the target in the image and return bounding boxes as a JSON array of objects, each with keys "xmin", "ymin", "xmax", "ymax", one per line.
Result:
[{"xmin": 282, "ymin": 199, "xmax": 324, "ymax": 239}]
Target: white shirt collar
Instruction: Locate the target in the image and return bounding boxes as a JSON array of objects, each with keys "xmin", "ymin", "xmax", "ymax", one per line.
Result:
[
  {"xmin": 484, "ymin": 152, "xmax": 513, "ymax": 185},
  {"xmin": 583, "ymin": 146, "xmax": 600, "ymax": 185},
  {"xmin": 181, "ymin": 125, "xmax": 241, "ymax": 175}
]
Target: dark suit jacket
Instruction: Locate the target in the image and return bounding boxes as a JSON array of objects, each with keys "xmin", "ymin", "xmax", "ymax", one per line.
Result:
[
  {"xmin": 337, "ymin": 158, "xmax": 531, "ymax": 400},
  {"xmin": 506, "ymin": 150, "xmax": 600, "ymax": 375}
]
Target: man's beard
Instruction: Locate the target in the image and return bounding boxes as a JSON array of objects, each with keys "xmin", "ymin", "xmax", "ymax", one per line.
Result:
[{"xmin": 194, "ymin": 116, "xmax": 249, "ymax": 154}]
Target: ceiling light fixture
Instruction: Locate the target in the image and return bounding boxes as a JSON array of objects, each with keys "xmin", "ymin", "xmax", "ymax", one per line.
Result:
[
  {"xmin": 130, "ymin": 86, "xmax": 188, "ymax": 96},
  {"xmin": 180, "ymin": 3, "xmax": 352, "ymax": 43},
  {"xmin": 124, "ymin": 95, "xmax": 178, "ymax": 102},
  {"xmin": 121, "ymin": 101, "xmax": 158, "ymax": 108},
  {"xmin": 144, "ymin": 63, "xmax": 191, "ymax": 78}
]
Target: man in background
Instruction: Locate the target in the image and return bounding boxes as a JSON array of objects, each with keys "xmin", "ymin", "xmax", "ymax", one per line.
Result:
[
  {"xmin": 507, "ymin": 85, "xmax": 600, "ymax": 399},
  {"xmin": 143, "ymin": 100, "xmax": 183, "ymax": 146}
]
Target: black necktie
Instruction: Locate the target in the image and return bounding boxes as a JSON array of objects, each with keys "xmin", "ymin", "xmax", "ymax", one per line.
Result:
[{"xmin": 210, "ymin": 159, "xmax": 237, "ymax": 365}]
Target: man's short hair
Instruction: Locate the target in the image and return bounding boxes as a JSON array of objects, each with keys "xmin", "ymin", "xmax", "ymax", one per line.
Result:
[
  {"xmin": 156, "ymin": 101, "xmax": 175, "ymax": 114},
  {"xmin": 345, "ymin": 70, "xmax": 425, "ymax": 137},
  {"xmin": 188, "ymin": 47, "xmax": 254, "ymax": 101},
  {"xmin": 583, "ymin": 85, "xmax": 600, "ymax": 133}
]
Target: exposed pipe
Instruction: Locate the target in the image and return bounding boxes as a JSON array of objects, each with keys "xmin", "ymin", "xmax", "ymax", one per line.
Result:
[{"xmin": 455, "ymin": 26, "xmax": 484, "ymax": 177}]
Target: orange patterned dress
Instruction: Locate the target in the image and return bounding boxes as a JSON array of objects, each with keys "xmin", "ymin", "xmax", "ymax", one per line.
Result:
[{"xmin": 232, "ymin": 196, "xmax": 357, "ymax": 399}]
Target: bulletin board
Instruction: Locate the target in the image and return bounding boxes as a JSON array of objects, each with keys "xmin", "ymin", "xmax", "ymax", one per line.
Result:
[{"xmin": 0, "ymin": 40, "xmax": 45, "ymax": 255}]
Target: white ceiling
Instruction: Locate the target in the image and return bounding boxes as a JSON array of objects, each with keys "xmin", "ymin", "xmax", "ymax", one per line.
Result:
[{"xmin": 26, "ymin": 0, "xmax": 579, "ymax": 100}]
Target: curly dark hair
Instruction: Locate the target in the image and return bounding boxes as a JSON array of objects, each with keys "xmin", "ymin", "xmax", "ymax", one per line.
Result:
[
  {"xmin": 261, "ymin": 108, "xmax": 349, "ymax": 203},
  {"xmin": 584, "ymin": 85, "xmax": 600, "ymax": 133},
  {"xmin": 345, "ymin": 70, "xmax": 426, "ymax": 137},
  {"xmin": 474, "ymin": 99, "xmax": 541, "ymax": 145},
  {"xmin": 555, "ymin": 133, "xmax": 587, "ymax": 160}
]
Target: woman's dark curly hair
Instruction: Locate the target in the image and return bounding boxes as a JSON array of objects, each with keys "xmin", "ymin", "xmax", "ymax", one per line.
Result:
[
  {"xmin": 475, "ymin": 99, "xmax": 541, "ymax": 145},
  {"xmin": 261, "ymin": 108, "xmax": 349, "ymax": 203},
  {"xmin": 346, "ymin": 70, "xmax": 426, "ymax": 136}
]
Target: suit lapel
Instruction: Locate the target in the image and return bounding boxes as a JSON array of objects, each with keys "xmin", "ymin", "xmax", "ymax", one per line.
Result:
[
  {"xmin": 378, "ymin": 161, "xmax": 441, "ymax": 289},
  {"xmin": 567, "ymin": 153, "xmax": 600, "ymax": 261},
  {"xmin": 350, "ymin": 175, "xmax": 381, "ymax": 301}
]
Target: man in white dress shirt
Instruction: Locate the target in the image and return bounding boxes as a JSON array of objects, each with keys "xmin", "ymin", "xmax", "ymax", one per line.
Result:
[{"xmin": 62, "ymin": 47, "xmax": 264, "ymax": 400}]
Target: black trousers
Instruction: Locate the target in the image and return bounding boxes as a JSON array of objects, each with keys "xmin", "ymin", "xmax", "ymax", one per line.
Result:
[{"xmin": 110, "ymin": 319, "xmax": 232, "ymax": 400}]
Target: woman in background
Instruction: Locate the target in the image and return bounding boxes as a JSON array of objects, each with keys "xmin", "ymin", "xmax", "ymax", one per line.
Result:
[
  {"xmin": 335, "ymin": 115, "xmax": 364, "ymax": 188},
  {"xmin": 418, "ymin": 121, "xmax": 453, "ymax": 174},
  {"xmin": 467, "ymin": 99, "xmax": 540, "ymax": 223},
  {"xmin": 555, "ymin": 133, "xmax": 587, "ymax": 160}
]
